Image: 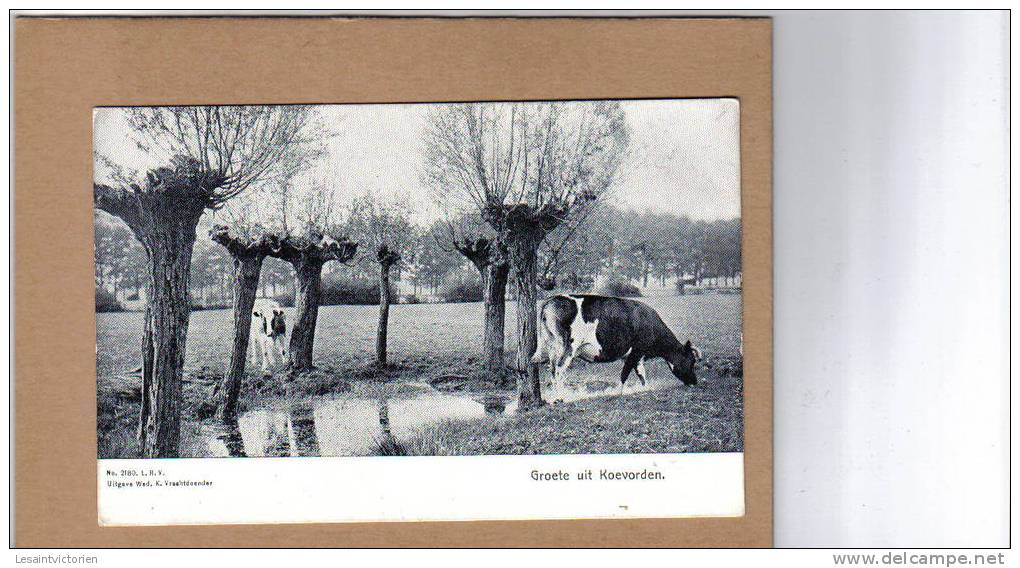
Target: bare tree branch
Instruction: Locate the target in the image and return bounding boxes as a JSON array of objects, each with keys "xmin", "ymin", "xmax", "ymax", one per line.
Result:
[
  {"xmin": 99, "ymin": 105, "xmax": 323, "ymax": 208},
  {"xmin": 422, "ymin": 101, "xmax": 629, "ymax": 241}
]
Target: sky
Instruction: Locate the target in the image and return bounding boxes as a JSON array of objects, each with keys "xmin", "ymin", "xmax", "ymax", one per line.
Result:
[{"xmin": 94, "ymin": 98, "xmax": 740, "ymax": 225}]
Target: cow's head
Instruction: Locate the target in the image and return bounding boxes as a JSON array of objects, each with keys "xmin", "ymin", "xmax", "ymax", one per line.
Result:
[
  {"xmin": 667, "ymin": 340, "xmax": 700, "ymax": 386},
  {"xmin": 269, "ymin": 308, "xmax": 286, "ymax": 336},
  {"xmin": 253, "ymin": 304, "xmax": 287, "ymax": 337}
]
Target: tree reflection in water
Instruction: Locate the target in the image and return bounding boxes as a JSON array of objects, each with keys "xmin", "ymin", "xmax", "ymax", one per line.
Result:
[
  {"xmin": 204, "ymin": 392, "xmax": 517, "ymax": 457},
  {"xmin": 287, "ymin": 405, "xmax": 320, "ymax": 457},
  {"xmin": 218, "ymin": 425, "xmax": 246, "ymax": 457}
]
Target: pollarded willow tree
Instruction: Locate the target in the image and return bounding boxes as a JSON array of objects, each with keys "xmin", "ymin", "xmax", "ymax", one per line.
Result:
[
  {"xmin": 422, "ymin": 101, "xmax": 629, "ymax": 408},
  {"xmin": 93, "ymin": 105, "xmax": 319, "ymax": 457},
  {"xmin": 209, "ymin": 177, "xmax": 357, "ymax": 420},
  {"xmin": 443, "ymin": 214, "xmax": 510, "ymax": 386},
  {"xmin": 348, "ymin": 192, "xmax": 415, "ymax": 367},
  {"xmin": 209, "ymin": 221, "xmax": 273, "ymax": 422},
  {"xmin": 210, "ymin": 217, "xmax": 357, "ymax": 421},
  {"xmin": 276, "ymin": 229, "xmax": 359, "ymax": 371},
  {"xmin": 274, "ymin": 180, "xmax": 359, "ymax": 373}
]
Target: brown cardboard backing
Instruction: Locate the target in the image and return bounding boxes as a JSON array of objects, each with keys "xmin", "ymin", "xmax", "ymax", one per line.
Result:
[{"xmin": 13, "ymin": 16, "xmax": 772, "ymax": 548}]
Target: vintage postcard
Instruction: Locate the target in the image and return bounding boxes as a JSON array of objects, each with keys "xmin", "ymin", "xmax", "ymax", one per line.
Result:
[{"xmin": 93, "ymin": 98, "xmax": 744, "ymax": 525}]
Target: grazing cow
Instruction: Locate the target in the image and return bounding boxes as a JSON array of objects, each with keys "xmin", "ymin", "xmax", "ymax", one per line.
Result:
[
  {"xmin": 531, "ymin": 294, "xmax": 700, "ymax": 403},
  {"xmin": 252, "ymin": 298, "xmax": 288, "ymax": 374}
]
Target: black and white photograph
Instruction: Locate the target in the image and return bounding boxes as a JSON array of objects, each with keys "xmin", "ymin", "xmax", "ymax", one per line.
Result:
[{"xmin": 93, "ymin": 99, "xmax": 743, "ymax": 461}]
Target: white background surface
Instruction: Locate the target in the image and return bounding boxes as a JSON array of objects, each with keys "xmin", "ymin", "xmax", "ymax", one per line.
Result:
[
  {"xmin": 773, "ymin": 10, "xmax": 1010, "ymax": 547},
  {"xmin": 5, "ymin": 7, "xmax": 1012, "ymax": 551}
]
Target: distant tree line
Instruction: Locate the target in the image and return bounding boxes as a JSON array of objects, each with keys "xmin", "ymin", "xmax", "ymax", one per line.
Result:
[
  {"xmin": 95, "ymin": 207, "xmax": 740, "ymax": 311},
  {"xmin": 540, "ymin": 204, "xmax": 742, "ymax": 294},
  {"xmin": 95, "ymin": 206, "xmax": 741, "ymax": 311}
]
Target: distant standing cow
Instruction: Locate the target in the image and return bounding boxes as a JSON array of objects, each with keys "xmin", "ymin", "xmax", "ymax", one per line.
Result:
[
  {"xmin": 252, "ymin": 298, "xmax": 288, "ymax": 374},
  {"xmin": 531, "ymin": 294, "xmax": 700, "ymax": 403}
]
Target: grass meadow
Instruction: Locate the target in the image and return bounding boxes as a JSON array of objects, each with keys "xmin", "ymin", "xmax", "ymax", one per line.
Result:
[{"xmin": 97, "ymin": 292, "xmax": 743, "ymax": 458}]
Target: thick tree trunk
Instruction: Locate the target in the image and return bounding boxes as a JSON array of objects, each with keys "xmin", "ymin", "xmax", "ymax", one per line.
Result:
[
  {"xmin": 452, "ymin": 237, "xmax": 508, "ymax": 387},
  {"xmin": 220, "ymin": 253, "xmax": 264, "ymax": 423},
  {"xmin": 376, "ymin": 263, "xmax": 392, "ymax": 366},
  {"xmin": 136, "ymin": 302, "xmax": 153, "ymax": 441},
  {"xmin": 509, "ymin": 237, "xmax": 543, "ymax": 408},
  {"xmin": 137, "ymin": 217, "xmax": 200, "ymax": 458},
  {"xmin": 483, "ymin": 262, "xmax": 509, "ymax": 386},
  {"xmin": 288, "ymin": 257, "xmax": 324, "ymax": 372}
]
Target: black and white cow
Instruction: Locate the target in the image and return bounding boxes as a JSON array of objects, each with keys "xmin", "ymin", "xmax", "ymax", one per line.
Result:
[
  {"xmin": 531, "ymin": 294, "xmax": 700, "ymax": 403},
  {"xmin": 252, "ymin": 298, "xmax": 288, "ymax": 374}
]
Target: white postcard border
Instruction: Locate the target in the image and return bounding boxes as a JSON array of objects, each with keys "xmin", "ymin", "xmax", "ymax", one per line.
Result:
[{"xmin": 99, "ymin": 452, "xmax": 744, "ymax": 526}]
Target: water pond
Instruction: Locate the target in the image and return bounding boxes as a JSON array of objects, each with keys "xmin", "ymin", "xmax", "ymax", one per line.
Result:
[
  {"xmin": 197, "ymin": 373, "xmax": 675, "ymax": 457},
  {"xmin": 200, "ymin": 391, "xmax": 519, "ymax": 458}
]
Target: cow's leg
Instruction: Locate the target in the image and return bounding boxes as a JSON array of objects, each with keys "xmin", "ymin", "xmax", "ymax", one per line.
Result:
[
  {"xmin": 531, "ymin": 323, "xmax": 549, "ymax": 365},
  {"xmin": 249, "ymin": 335, "xmax": 259, "ymax": 369},
  {"xmin": 531, "ymin": 307, "xmax": 557, "ymax": 366},
  {"xmin": 536, "ymin": 335, "xmax": 557, "ymax": 402},
  {"xmin": 635, "ymin": 357, "xmax": 648, "ymax": 386},
  {"xmin": 619, "ymin": 354, "xmax": 638, "ymax": 391},
  {"xmin": 541, "ymin": 330, "xmax": 558, "ymax": 375},
  {"xmin": 253, "ymin": 337, "xmax": 264, "ymax": 373},
  {"xmin": 267, "ymin": 337, "xmax": 280, "ymax": 370},
  {"xmin": 552, "ymin": 345, "xmax": 576, "ymax": 404},
  {"xmin": 539, "ymin": 328, "xmax": 568, "ymax": 404},
  {"xmin": 259, "ymin": 338, "xmax": 272, "ymax": 375},
  {"xmin": 261, "ymin": 338, "xmax": 272, "ymax": 371},
  {"xmin": 278, "ymin": 336, "xmax": 287, "ymax": 369},
  {"xmin": 275, "ymin": 336, "xmax": 288, "ymax": 368},
  {"xmin": 532, "ymin": 313, "xmax": 557, "ymax": 401},
  {"xmin": 620, "ymin": 351, "xmax": 641, "ymax": 395}
]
